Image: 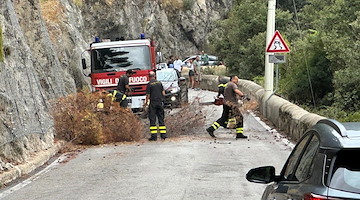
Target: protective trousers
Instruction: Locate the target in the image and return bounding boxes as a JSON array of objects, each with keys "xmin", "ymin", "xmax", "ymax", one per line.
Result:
[
  {"xmin": 148, "ymin": 101, "xmax": 167, "ymax": 140},
  {"xmin": 118, "ymin": 93, "xmax": 127, "ymax": 108},
  {"xmin": 208, "ymin": 104, "xmax": 244, "ymax": 134},
  {"xmin": 120, "ymin": 98, "xmax": 128, "ymax": 108}
]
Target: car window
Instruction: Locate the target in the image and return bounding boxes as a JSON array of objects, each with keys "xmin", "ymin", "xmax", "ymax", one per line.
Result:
[
  {"xmin": 282, "ymin": 134, "xmax": 312, "ymax": 181},
  {"xmin": 294, "ymin": 135, "xmax": 320, "ymax": 182},
  {"xmin": 330, "ymin": 150, "xmax": 360, "ymax": 193}
]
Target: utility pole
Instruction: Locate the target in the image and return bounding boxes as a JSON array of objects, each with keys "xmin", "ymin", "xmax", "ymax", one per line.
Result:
[{"xmin": 264, "ymin": 0, "xmax": 276, "ymax": 100}]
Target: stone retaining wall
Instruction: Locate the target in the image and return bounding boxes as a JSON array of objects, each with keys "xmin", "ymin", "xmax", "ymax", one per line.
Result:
[{"xmin": 199, "ymin": 75, "xmax": 325, "ymax": 142}]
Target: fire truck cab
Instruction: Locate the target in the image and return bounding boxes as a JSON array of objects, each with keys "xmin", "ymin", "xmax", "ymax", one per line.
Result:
[{"xmin": 82, "ymin": 37, "xmax": 158, "ymax": 110}]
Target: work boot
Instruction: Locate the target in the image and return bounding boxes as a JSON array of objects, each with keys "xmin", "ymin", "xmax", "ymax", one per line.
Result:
[
  {"xmin": 206, "ymin": 127, "xmax": 216, "ymax": 138},
  {"xmin": 160, "ymin": 133, "xmax": 168, "ymax": 140},
  {"xmin": 235, "ymin": 133, "xmax": 247, "ymax": 139},
  {"xmin": 148, "ymin": 134, "xmax": 157, "ymax": 141}
]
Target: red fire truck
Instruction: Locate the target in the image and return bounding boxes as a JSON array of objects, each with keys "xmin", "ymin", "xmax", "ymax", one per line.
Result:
[{"xmin": 82, "ymin": 37, "xmax": 158, "ymax": 110}]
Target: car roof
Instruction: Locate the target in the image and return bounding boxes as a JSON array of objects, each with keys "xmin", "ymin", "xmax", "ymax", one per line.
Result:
[{"xmin": 311, "ymin": 119, "xmax": 360, "ymax": 149}]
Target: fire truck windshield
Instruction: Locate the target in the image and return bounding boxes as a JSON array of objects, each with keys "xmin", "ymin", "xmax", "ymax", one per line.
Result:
[{"xmin": 91, "ymin": 45, "xmax": 151, "ymax": 73}]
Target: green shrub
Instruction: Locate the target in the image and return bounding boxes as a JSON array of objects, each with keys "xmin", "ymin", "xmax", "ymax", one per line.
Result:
[
  {"xmin": 341, "ymin": 112, "xmax": 360, "ymax": 122},
  {"xmin": 309, "ymin": 106, "xmax": 360, "ymax": 122},
  {"xmin": 252, "ymin": 76, "xmax": 264, "ymax": 87},
  {"xmin": 333, "ymin": 67, "xmax": 360, "ymax": 112},
  {"xmin": 202, "ymin": 65, "xmax": 226, "ymax": 76}
]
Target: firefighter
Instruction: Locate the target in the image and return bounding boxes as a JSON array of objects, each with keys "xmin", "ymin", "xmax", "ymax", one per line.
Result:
[
  {"xmin": 117, "ymin": 69, "xmax": 135, "ymax": 108},
  {"xmin": 214, "ymin": 76, "xmax": 227, "ymax": 105},
  {"xmin": 144, "ymin": 71, "xmax": 167, "ymax": 141},
  {"xmin": 217, "ymin": 76, "xmax": 227, "ymax": 98},
  {"xmin": 107, "ymin": 90, "xmax": 127, "ymax": 105},
  {"xmin": 206, "ymin": 75, "xmax": 247, "ymax": 139}
]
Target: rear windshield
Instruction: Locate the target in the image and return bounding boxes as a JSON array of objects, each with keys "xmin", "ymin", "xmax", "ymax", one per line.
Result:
[{"xmin": 330, "ymin": 150, "xmax": 360, "ymax": 193}]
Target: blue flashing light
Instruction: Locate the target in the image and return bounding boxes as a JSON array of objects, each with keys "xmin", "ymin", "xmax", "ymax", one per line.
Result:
[
  {"xmin": 140, "ymin": 33, "xmax": 145, "ymax": 39},
  {"xmin": 95, "ymin": 36, "xmax": 100, "ymax": 43}
]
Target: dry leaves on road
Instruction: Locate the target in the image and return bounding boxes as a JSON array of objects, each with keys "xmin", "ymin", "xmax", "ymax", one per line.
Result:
[{"xmin": 165, "ymin": 97, "xmax": 206, "ymax": 137}]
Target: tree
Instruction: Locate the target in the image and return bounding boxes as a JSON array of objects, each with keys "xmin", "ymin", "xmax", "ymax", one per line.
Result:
[
  {"xmin": 280, "ymin": 31, "xmax": 333, "ymax": 105},
  {"xmin": 277, "ymin": 0, "xmax": 307, "ymax": 13},
  {"xmin": 210, "ymin": 0, "xmax": 292, "ymax": 79},
  {"xmin": 333, "ymin": 67, "xmax": 360, "ymax": 112},
  {"xmin": 210, "ymin": 0, "xmax": 360, "ymax": 119},
  {"xmin": 299, "ymin": 0, "xmax": 360, "ymax": 72}
]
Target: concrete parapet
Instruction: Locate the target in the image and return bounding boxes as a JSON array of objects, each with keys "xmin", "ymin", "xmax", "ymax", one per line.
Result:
[
  {"xmin": 238, "ymin": 80, "xmax": 264, "ymax": 102},
  {"xmin": 199, "ymin": 75, "xmax": 219, "ymax": 92},
  {"xmin": 279, "ymin": 103, "xmax": 309, "ymax": 140},
  {"xmin": 264, "ymin": 96, "xmax": 289, "ymax": 128}
]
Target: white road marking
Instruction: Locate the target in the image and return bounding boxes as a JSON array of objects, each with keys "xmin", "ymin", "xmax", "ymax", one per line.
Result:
[{"xmin": 0, "ymin": 154, "xmax": 68, "ymax": 199}]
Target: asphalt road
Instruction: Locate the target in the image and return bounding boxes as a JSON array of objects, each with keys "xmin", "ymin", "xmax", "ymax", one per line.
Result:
[{"xmin": 0, "ymin": 89, "xmax": 293, "ymax": 200}]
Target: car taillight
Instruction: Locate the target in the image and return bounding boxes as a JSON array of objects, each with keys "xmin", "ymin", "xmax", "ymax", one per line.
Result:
[
  {"xmin": 304, "ymin": 193, "xmax": 344, "ymax": 200},
  {"xmin": 304, "ymin": 193, "xmax": 327, "ymax": 200}
]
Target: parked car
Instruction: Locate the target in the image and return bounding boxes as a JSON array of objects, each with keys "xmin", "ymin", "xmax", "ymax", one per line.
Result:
[
  {"xmin": 246, "ymin": 119, "xmax": 360, "ymax": 200},
  {"xmin": 182, "ymin": 55, "xmax": 220, "ymax": 67},
  {"xmin": 156, "ymin": 68, "xmax": 188, "ymax": 108}
]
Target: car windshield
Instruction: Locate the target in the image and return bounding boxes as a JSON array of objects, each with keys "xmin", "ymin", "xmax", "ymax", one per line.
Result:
[
  {"xmin": 91, "ymin": 45, "xmax": 151, "ymax": 73},
  {"xmin": 330, "ymin": 150, "xmax": 360, "ymax": 193}
]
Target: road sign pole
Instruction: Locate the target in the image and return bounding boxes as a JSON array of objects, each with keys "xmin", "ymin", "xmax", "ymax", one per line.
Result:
[
  {"xmin": 264, "ymin": 0, "xmax": 276, "ymax": 101},
  {"xmin": 263, "ymin": 0, "xmax": 276, "ymax": 118}
]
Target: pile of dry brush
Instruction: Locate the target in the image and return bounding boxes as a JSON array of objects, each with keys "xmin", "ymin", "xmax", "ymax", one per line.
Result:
[
  {"xmin": 165, "ymin": 97, "xmax": 206, "ymax": 137},
  {"xmin": 51, "ymin": 90, "xmax": 258, "ymax": 144},
  {"xmin": 51, "ymin": 91, "xmax": 143, "ymax": 145}
]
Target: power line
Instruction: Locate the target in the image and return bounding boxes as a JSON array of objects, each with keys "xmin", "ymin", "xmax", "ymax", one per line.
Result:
[{"xmin": 292, "ymin": 0, "xmax": 316, "ymax": 107}]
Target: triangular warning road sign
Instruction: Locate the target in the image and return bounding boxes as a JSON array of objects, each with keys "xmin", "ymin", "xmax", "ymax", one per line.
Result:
[{"xmin": 266, "ymin": 30, "xmax": 290, "ymax": 53}]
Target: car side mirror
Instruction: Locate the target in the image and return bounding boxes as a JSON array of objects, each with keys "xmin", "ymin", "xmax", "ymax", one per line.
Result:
[
  {"xmin": 82, "ymin": 58, "xmax": 87, "ymax": 70},
  {"xmin": 246, "ymin": 166, "xmax": 276, "ymax": 184}
]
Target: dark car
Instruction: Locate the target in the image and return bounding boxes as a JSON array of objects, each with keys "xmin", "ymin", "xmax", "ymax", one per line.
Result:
[{"xmin": 246, "ymin": 119, "xmax": 360, "ymax": 200}]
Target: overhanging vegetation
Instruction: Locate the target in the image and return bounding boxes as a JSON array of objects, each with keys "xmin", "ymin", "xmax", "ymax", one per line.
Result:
[{"xmin": 209, "ymin": 0, "xmax": 360, "ymax": 121}]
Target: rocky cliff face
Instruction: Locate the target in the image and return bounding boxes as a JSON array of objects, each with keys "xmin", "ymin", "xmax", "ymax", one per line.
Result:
[
  {"xmin": 78, "ymin": 0, "xmax": 232, "ymax": 57},
  {"xmin": 0, "ymin": 0, "xmax": 232, "ymax": 166}
]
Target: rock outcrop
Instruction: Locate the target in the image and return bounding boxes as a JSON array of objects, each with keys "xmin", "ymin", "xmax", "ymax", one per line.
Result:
[
  {"xmin": 0, "ymin": 0, "xmax": 232, "ymax": 173},
  {"xmin": 79, "ymin": 0, "xmax": 232, "ymax": 57}
]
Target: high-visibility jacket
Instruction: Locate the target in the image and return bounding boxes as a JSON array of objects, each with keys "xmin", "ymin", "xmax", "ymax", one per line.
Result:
[{"xmin": 107, "ymin": 90, "xmax": 126, "ymax": 102}]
